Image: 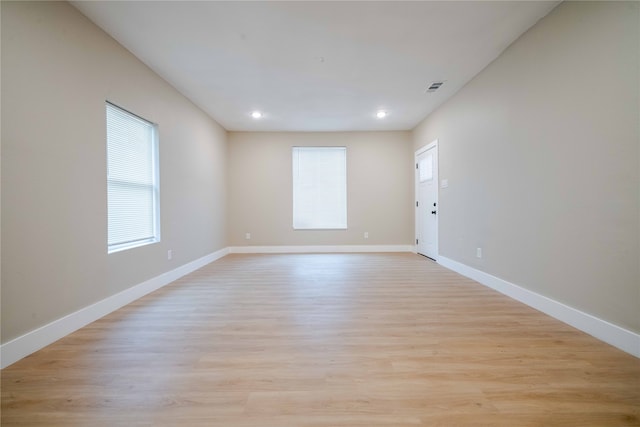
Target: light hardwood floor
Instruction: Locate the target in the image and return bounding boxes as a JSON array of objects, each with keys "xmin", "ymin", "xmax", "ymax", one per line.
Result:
[{"xmin": 2, "ymin": 253, "xmax": 639, "ymax": 426}]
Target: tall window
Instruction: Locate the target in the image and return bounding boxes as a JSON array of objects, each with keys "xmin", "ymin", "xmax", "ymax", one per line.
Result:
[
  {"xmin": 292, "ymin": 146, "xmax": 347, "ymax": 230},
  {"xmin": 106, "ymin": 102, "xmax": 160, "ymax": 253}
]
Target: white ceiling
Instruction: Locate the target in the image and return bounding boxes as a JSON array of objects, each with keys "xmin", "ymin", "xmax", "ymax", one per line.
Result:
[{"xmin": 72, "ymin": 1, "xmax": 559, "ymax": 132}]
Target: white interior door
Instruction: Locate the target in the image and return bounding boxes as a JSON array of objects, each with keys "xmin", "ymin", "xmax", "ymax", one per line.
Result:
[{"xmin": 416, "ymin": 142, "xmax": 438, "ymax": 259}]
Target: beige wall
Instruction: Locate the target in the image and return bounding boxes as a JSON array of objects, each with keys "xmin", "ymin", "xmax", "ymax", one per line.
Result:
[
  {"xmin": 413, "ymin": 1, "xmax": 640, "ymax": 332},
  {"xmin": 1, "ymin": 1, "xmax": 228, "ymax": 343},
  {"xmin": 228, "ymin": 132, "xmax": 413, "ymax": 247}
]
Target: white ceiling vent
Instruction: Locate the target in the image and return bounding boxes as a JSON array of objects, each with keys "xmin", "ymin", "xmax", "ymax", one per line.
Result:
[{"xmin": 425, "ymin": 81, "xmax": 444, "ymax": 93}]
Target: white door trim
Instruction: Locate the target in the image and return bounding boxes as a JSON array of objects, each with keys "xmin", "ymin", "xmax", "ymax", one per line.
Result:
[{"xmin": 415, "ymin": 139, "xmax": 439, "ymax": 259}]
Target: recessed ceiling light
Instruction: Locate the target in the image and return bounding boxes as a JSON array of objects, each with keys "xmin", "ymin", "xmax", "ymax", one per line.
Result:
[
  {"xmin": 251, "ymin": 111, "xmax": 263, "ymax": 119},
  {"xmin": 376, "ymin": 110, "xmax": 387, "ymax": 119}
]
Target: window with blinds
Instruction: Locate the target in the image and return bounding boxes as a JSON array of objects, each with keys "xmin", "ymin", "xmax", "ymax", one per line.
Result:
[
  {"xmin": 292, "ymin": 146, "xmax": 347, "ymax": 230},
  {"xmin": 106, "ymin": 102, "xmax": 160, "ymax": 253}
]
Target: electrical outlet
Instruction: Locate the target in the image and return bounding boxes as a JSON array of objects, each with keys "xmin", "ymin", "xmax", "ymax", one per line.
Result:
[
  {"xmin": 476, "ymin": 248, "xmax": 482, "ymax": 258},
  {"xmin": 245, "ymin": 233, "xmax": 251, "ymax": 240},
  {"xmin": 364, "ymin": 232, "xmax": 369, "ymax": 239},
  {"xmin": 167, "ymin": 249, "xmax": 172, "ymax": 260}
]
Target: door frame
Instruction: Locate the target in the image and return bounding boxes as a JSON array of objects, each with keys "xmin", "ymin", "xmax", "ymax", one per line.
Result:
[{"xmin": 415, "ymin": 139, "xmax": 439, "ymax": 259}]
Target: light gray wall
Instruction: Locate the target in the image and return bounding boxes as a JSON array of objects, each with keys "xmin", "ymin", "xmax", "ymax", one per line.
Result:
[
  {"xmin": 413, "ymin": 1, "xmax": 640, "ymax": 332},
  {"xmin": 1, "ymin": 1, "xmax": 228, "ymax": 343},
  {"xmin": 228, "ymin": 131, "xmax": 414, "ymax": 247}
]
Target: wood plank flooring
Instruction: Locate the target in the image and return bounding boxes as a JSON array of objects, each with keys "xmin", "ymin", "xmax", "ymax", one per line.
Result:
[{"xmin": 2, "ymin": 253, "xmax": 639, "ymax": 426}]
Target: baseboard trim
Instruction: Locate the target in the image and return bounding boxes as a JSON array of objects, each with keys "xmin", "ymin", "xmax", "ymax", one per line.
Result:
[
  {"xmin": 228, "ymin": 245, "xmax": 414, "ymax": 254},
  {"xmin": 0, "ymin": 247, "xmax": 229, "ymax": 369},
  {"xmin": 438, "ymin": 256, "xmax": 640, "ymax": 358},
  {"xmin": 7, "ymin": 248, "xmax": 634, "ymax": 368}
]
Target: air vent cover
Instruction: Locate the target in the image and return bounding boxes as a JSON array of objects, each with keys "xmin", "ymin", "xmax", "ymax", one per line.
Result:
[{"xmin": 425, "ymin": 81, "xmax": 444, "ymax": 93}]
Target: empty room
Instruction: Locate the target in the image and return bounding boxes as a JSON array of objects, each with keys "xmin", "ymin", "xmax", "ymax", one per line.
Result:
[{"xmin": 1, "ymin": 1, "xmax": 639, "ymax": 426}]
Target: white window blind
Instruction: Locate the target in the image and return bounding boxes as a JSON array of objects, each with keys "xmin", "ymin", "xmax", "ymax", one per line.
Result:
[
  {"xmin": 292, "ymin": 146, "xmax": 347, "ymax": 230},
  {"xmin": 106, "ymin": 102, "xmax": 160, "ymax": 253}
]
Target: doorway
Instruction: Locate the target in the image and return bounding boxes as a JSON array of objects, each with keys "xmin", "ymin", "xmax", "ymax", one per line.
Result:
[{"xmin": 415, "ymin": 140, "xmax": 438, "ymax": 260}]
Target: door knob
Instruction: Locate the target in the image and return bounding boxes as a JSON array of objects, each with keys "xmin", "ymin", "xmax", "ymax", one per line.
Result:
[{"xmin": 431, "ymin": 210, "xmax": 437, "ymax": 215}]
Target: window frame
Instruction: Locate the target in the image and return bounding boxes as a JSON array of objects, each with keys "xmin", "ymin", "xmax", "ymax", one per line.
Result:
[{"xmin": 106, "ymin": 101, "xmax": 161, "ymax": 254}]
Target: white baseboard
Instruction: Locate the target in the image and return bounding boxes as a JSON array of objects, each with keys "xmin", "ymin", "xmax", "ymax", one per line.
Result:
[
  {"xmin": 438, "ymin": 256, "xmax": 640, "ymax": 358},
  {"xmin": 7, "ymin": 248, "xmax": 634, "ymax": 368},
  {"xmin": 228, "ymin": 245, "xmax": 414, "ymax": 254},
  {"xmin": 0, "ymin": 247, "xmax": 229, "ymax": 369}
]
